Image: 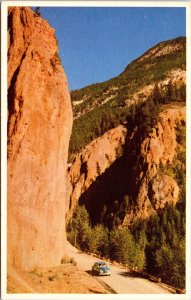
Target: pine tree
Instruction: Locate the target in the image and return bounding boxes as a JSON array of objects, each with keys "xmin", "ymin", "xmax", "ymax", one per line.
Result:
[
  {"xmin": 152, "ymin": 84, "xmax": 162, "ymax": 105},
  {"xmin": 67, "ymin": 205, "xmax": 92, "ymax": 251},
  {"xmin": 89, "ymin": 225, "xmax": 109, "ymax": 256},
  {"xmin": 165, "ymin": 80, "xmax": 173, "ymax": 103},
  {"xmin": 35, "ymin": 7, "xmax": 41, "ymax": 16}
]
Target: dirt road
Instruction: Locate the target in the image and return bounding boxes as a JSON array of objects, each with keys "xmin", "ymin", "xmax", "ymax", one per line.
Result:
[
  {"xmin": 66, "ymin": 242, "xmax": 172, "ymax": 294},
  {"xmin": 7, "ymin": 261, "xmax": 108, "ymax": 294}
]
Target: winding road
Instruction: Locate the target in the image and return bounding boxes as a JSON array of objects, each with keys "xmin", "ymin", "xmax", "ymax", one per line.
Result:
[{"xmin": 66, "ymin": 242, "xmax": 172, "ymax": 294}]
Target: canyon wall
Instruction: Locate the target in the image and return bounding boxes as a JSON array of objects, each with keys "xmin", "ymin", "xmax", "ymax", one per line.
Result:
[
  {"xmin": 66, "ymin": 125, "xmax": 127, "ymax": 221},
  {"xmin": 66, "ymin": 106, "xmax": 185, "ymax": 226},
  {"xmin": 7, "ymin": 7, "xmax": 72, "ymax": 270},
  {"xmin": 122, "ymin": 106, "xmax": 185, "ymax": 225}
]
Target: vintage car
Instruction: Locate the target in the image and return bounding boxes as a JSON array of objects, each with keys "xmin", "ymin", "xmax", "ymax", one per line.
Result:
[{"xmin": 92, "ymin": 261, "xmax": 111, "ymax": 276}]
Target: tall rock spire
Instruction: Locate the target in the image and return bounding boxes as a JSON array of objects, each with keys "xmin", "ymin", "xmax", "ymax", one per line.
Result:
[{"xmin": 7, "ymin": 7, "xmax": 73, "ymax": 270}]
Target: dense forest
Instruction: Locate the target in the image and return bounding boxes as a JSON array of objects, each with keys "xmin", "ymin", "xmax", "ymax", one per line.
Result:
[{"xmin": 67, "ymin": 201, "xmax": 185, "ymax": 289}]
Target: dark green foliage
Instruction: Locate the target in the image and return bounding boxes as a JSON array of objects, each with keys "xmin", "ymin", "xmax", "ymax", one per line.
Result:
[
  {"xmin": 67, "ymin": 199, "xmax": 185, "ymax": 289},
  {"xmin": 155, "ymin": 207, "xmax": 185, "ymax": 287},
  {"xmin": 67, "ymin": 205, "xmax": 145, "ymax": 269},
  {"xmin": 176, "ymin": 121, "xmax": 186, "ymax": 146},
  {"xmin": 156, "ymin": 239, "xmax": 185, "ymax": 288},
  {"xmin": 165, "ymin": 80, "xmax": 173, "ymax": 103},
  {"xmin": 67, "ymin": 205, "xmax": 109, "ymax": 255},
  {"xmin": 67, "ymin": 205, "xmax": 92, "ymax": 251},
  {"xmin": 152, "ymin": 84, "xmax": 160, "ymax": 106},
  {"xmin": 89, "ymin": 224, "xmax": 109, "ymax": 256},
  {"xmin": 141, "ymin": 119, "xmax": 185, "ymax": 289},
  {"xmin": 69, "ymin": 102, "xmax": 130, "ymax": 157},
  {"xmin": 131, "ymin": 203, "xmax": 186, "ymax": 289},
  {"xmin": 109, "ymin": 227, "xmax": 145, "ymax": 269},
  {"xmin": 69, "ymin": 82, "xmax": 186, "ymax": 161},
  {"xmin": 126, "ymin": 94, "xmax": 160, "ymax": 140}
]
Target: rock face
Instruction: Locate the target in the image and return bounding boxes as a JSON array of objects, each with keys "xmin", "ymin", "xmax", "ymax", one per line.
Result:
[
  {"xmin": 67, "ymin": 106, "xmax": 185, "ymax": 226},
  {"xmin": 66, "ymin": 125, "xmax": 127, "ymax": 221},
  {"xmin": 122, "ymin": 106, "xmax": 185, "ymax": 225},
  {"xmin": 7, "ymin": 7, "xmax": 72, "ymax": 270}
]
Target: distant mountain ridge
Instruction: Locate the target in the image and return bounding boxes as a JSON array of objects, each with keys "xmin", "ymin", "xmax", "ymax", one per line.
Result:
[{"xmin": 71, "ymin": 37, "xmax": 185, "ymax": 116}]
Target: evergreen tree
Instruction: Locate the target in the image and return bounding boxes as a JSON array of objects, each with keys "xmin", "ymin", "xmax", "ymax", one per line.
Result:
[
  {"xmin": 35, "ymin": 7, "xmax": 41, "ymax": 16},
  {"xmin": 165, "ymin": 80, "xmax": 173, "ymax": 103},
  {"xmin": 89, "ymin": 224, "xmax": 109, "ymax": 256},
  {"xmin": 67, "ymin": 205, "xmax": 92, "ymax": 251},
  {"xmin": 156, "ymin": 244, "xmax": 174, "ymax": 279},
  {"xmin": 152, "ymin": 84, "xmax": 162, "ymax": 105},
  {"xmin": 109, "ymin": 227, "xmax": 140, "ymax": 267},
  {"xmin": 156, "ymin": 239, "xmax": 185, "ymax": 288}
]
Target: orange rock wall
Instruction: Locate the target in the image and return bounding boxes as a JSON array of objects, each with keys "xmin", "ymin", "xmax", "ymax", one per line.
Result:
[
  {"xmin": 7, "ymin": 7, "xmax": 72, "ymax": 270},
  {"xmin": 66, "ymin": 125, "xmax": 127, "ymax": 221},
  {"xmin": 122, "ymin": 106, "xmax": 186, "ymax": 225}
]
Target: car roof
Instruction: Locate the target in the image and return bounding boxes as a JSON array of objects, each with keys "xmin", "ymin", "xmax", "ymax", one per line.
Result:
[{"xmin": 95, "ymin": 261, "xmax": 106, "ymax": 264}]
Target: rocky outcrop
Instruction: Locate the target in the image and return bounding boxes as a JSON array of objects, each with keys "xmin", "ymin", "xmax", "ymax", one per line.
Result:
[
  {"xmin": 67, "ymin": 106, "xmax": 185, "ymax": 227},
  {"xmin": 122, "ymin": 106, "xmax": 186, "ymax": 225},
  {"xmin": 7, "ymin": 7, "xmax": 72, "ymax": 270},
  {"xmin": 66, "ymin": 125, "xmax": 127, "ymax": 221},
  {"xmin": 140, "ymin": 107, "xmax": 186, "ymax": 167}
]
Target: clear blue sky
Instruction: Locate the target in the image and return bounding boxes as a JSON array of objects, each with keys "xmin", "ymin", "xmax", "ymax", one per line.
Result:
[{"xmin": 36, "ymin": 7, "xmax": 186, "ymax": 91}]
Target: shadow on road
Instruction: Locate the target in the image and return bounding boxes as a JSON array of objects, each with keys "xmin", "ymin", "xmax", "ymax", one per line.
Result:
[
  {"xmin": 88, "ymin": 288, "xmax": 106, "ymax": 294},
  {"xmin": 118, "ymin": 270, "xmax": 150, "ymax": 280},
  {"xmin": 86, "ymin": 270, "xmax": 95, "ymax": 276},
  {"xmin": 86, "ymin": 270, "xmax": 117, "ymax": 294}
]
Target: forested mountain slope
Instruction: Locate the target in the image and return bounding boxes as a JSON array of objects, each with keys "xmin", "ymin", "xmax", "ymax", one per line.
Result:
[
  {"xmin": 66, "ymin": 37, "xmax": 186, "ymax": 290},
  {"xmin": 69, "ymin": 37, "xmax": 185, "ymax": 160}
]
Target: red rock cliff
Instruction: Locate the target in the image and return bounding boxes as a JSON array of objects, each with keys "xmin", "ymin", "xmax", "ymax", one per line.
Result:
[
  {"xmin": 66, "ymin": 125, "xmax": 127, "ymax": 221},
  {"xmin": 7, "ymin": 7, "xmax": 73, "ymax": 270},
  {"xmin": 122, "ymin": 106, "xmax": 186, "ymax": 225}
]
